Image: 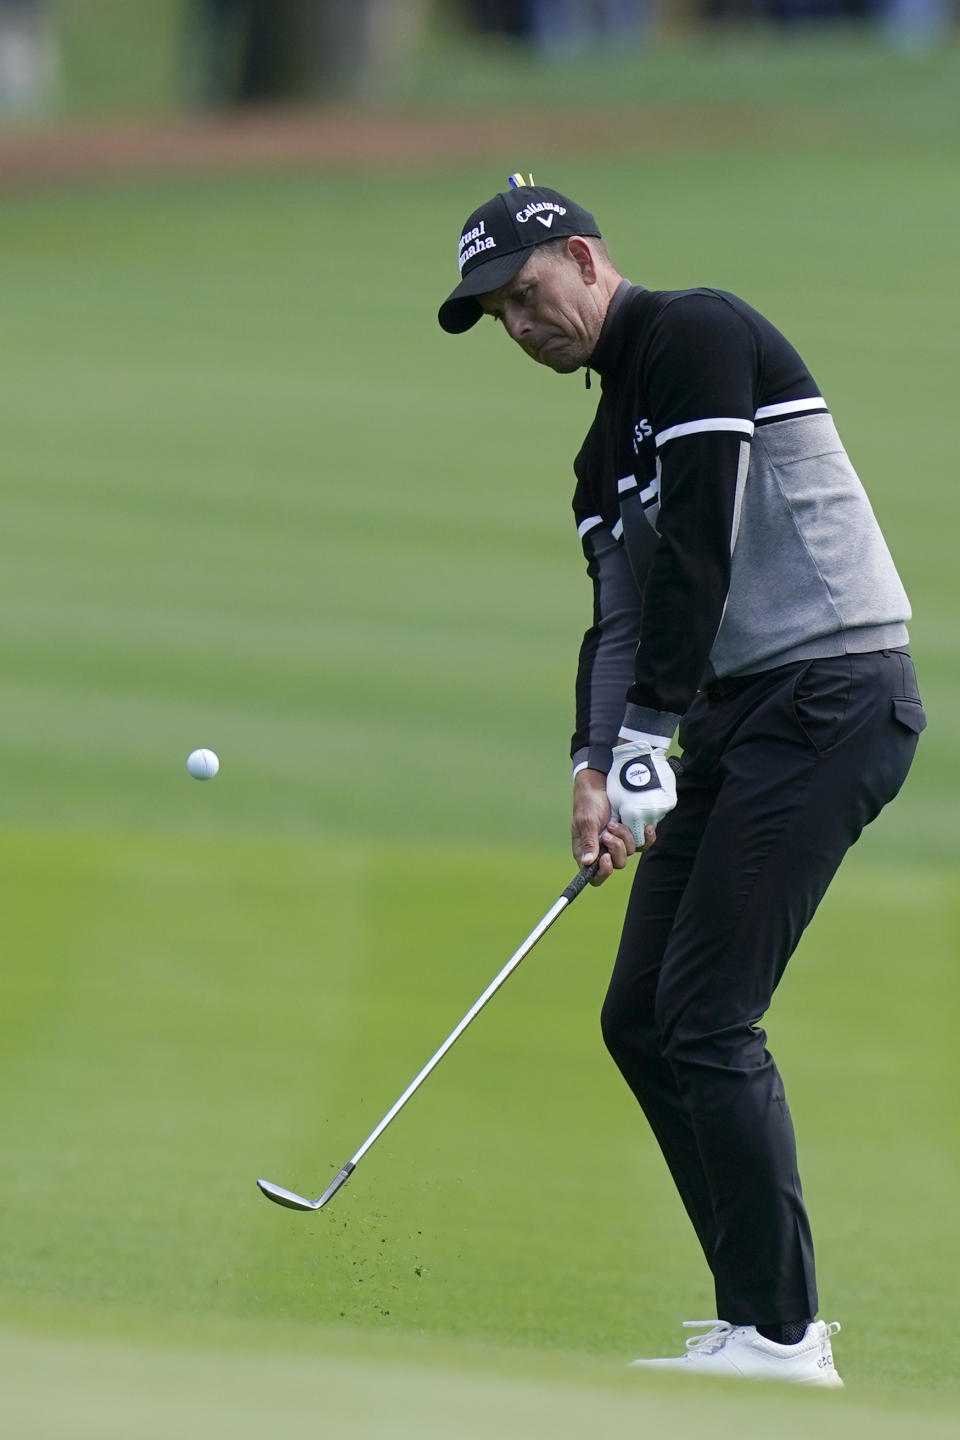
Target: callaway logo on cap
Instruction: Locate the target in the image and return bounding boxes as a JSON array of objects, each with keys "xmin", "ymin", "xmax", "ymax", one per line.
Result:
[{"xmin": 438, "ymin": 175, "xmax": 601, "ymax": 334}]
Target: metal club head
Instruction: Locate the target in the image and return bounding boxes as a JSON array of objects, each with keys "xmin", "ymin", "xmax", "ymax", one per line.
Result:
[{"xmin": 257, "ymin": 1163, "xmax": 355, "ymax": 1213}]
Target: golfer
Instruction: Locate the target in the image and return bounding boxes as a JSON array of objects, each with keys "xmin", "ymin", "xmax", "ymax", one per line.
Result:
[{"xmin": 438, "ymin": 179, "xmax": 925, "ymax": 1384}]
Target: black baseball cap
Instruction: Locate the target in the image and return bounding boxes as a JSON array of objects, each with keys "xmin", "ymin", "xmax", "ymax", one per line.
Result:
[{"xmin": 438, "ymin": 183, "xmax": 601, "ymax": 334}]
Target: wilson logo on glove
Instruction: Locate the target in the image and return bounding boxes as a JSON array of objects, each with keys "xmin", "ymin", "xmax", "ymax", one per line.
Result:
[{"xmin": 620, "ymin": 760, "xmax": 659, "ymax": 792}]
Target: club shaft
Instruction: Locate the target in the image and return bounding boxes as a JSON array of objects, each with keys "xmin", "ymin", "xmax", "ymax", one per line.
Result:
[
  {"xmin": 260, "ymin": 762, "xmax": 685, "ymax": 1211},
  {"xmin": 347, "ymin": 886, "xmax": 581, "ymax": 1170}
]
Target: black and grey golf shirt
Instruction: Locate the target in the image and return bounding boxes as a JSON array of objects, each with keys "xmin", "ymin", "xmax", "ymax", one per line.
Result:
[{"xmin": 571, "ymin": 281, "xmax": 911, "ymax": 776}]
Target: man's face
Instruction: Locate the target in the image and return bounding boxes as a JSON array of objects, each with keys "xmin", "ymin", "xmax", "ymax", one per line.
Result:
[{"xmin": 477, "ymin": 243, "xmax": 604, "ymax": 374}]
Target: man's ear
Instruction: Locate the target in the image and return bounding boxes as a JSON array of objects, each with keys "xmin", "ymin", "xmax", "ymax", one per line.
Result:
[{"xmin": 567, "ymin": 236, "xmax": 599, "ymax": 285}]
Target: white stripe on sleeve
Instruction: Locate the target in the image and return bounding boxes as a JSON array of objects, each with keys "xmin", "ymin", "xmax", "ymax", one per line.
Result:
[
  {"xmin": 577, "ymin": 514, "xmax": 604, "ymax": 540},
  {"xmin": 754, "ymin": 397, "xmax": 827, "ymax": 420},
  {"xmin": 655, "ymin": 417, "xmax": 755, "ymax": 446}
]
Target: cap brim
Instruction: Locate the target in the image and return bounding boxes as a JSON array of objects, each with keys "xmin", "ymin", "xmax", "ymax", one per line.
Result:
[{"xmin": 437, "ymin": 248, "xmax": 530, "ymax": 334}]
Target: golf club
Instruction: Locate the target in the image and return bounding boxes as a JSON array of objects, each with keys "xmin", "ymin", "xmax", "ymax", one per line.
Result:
[
  {"xmin": 257, "ymin": 856, "xmax": 600, "ymax": 1212},
  {"xmin": 258, "ymin": 757, "xmax": 681, "ymax": 1213}
]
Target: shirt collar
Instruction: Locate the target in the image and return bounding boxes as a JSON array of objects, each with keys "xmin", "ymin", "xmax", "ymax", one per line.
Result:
[{"xmin": 589, "ymin": 278, "xmax": 643, "ymax": 376}]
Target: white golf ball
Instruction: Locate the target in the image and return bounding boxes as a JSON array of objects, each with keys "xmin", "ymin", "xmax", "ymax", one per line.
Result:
[{"xmin": 186, "ymin": 748, "xmax": 219, "ymax": 781}]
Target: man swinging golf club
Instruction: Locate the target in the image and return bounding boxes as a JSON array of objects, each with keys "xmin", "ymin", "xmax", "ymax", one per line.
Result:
[{"xmin": 438, "ymin": 175, "xmax": 925, "ymax": 1383}]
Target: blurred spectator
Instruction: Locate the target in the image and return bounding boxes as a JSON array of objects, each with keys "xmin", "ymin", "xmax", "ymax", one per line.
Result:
[
  {"xmin": 185, "ymin": 0, "xmax": 305, "ymax": 105},
  {"xmin": 466, "ymin": 0, "xmax": 530, "ymax": 36},
  {"xmin": 766, "ymin": 0, "xmax": 873, "ymax": 19},
  {"xmin": 311, "ymin": 0, "xmax": 433, "ymax": 97},
  {"xmin": 700, "ymin": 0, "xmax": 880, "ymax": 16},
  {"xmin": 703, "ymin": 0, "xmax": 958, "ymax": 34},
  {"xmin": 528, "ymin": 0, "xmax": 657, "ymax": 54},
  {"xmin": 0, "ymin": 0, "xmax": 58, "ymax": 115},
  {"xmin": 700, "ymin": 1, "xmax": 765, "ymax": 16},
  {"xmin": 185, "ymin": 0, "xmax": 432, "ymax": 106},
  {"xmin": 879, "ymin": 0, "xmax": 955, "ymax": 48},
  {"xmin": 465, "ymin": 0, "xmax": 658, "ymax": 51}
]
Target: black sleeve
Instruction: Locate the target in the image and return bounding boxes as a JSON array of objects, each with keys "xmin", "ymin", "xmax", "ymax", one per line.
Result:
[
  {"xmin": 621, "ymin": 294, "xmax": 758, "ymax": 736},
  {"xmin": 570, "ymin": 519, "xmax": 645, "ymax": 776}
]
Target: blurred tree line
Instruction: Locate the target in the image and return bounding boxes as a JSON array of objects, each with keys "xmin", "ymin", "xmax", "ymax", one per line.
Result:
[
  {"xmin": 184, "ymin": 0, "xmax": 431, "ymax": 104},
  {"xmin": 0, "ymin": 0, "xmax": 955, "ymax": 118},
  {"xmin": 183, "ymin": 0, "xmax": 957, "ymax": 105}
]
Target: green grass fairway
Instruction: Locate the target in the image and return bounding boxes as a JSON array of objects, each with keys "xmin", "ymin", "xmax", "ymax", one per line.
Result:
[
  {"xmin": 1, "ymin": 833, "xmax": 957, "ymax": 1385},
  {"xmin": 1, "ymin": 38, "xmax": 958, "ymax": 1436},
  {"xmin": 6, "ymin": 1314, "xmax": 960, "ymax": 1440}
]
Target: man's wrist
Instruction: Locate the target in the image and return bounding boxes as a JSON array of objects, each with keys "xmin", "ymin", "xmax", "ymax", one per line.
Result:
[
  {"xmin": 615, "ymin": 735, "xmax": 665, "ymax": 751},
  {"xmin": 571, "ymin": 743, "xmax": 616, "ymax": 778},
  {"xmin": 620, "ymin": 703, "xmax": 680, "ymax": 749}
]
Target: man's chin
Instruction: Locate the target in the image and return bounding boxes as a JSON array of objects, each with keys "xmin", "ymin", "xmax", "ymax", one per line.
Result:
[{"xmin": 536, "ymin": 346, "xmax": 582, "ymax": 374}]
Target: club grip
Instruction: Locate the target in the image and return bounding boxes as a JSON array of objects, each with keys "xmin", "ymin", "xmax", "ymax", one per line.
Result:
[
  {"xmin": 561, "ymin": 857, "xmax": 600, "ymax": 902},
  {"xmin": 563, "ymin": 754, "xmax": 684, "ymax": 902}
]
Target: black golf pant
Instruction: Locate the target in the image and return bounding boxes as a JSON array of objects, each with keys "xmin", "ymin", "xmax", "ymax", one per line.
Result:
[{"xmin": 601, "ymin": 650, "xmax": 924, "ymax": 1326}]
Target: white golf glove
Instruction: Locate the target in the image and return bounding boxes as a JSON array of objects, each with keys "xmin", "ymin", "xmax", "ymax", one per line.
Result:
[{"xmin": 606, "ymin": 741, "xmax": 678, "ymax": 847}]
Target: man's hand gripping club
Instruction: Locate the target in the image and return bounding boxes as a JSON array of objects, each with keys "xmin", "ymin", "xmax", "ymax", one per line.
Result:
[{"xmin": 572, "ymin": 741, "xmax": 678, "ymax": 886}]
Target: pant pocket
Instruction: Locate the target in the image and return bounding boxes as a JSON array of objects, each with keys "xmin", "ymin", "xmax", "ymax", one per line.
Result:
[
  {"xmin": 790, "ymin": 658, "xmax": 852, "ymax": 755},
  {"xmin": 891, "ymin": 697, "xmax": 927, "ymax": 734}
]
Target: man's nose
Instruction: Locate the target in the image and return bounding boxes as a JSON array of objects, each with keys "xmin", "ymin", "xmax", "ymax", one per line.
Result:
[{"xmin": 503, "ymin": 305, "xmax": 531, "ymax": 343}]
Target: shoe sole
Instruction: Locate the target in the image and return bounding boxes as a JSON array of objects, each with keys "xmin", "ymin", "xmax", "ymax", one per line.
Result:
[{"xmin": 628, "ymin": 1364, "xmax": 845, "ymax": 1387}]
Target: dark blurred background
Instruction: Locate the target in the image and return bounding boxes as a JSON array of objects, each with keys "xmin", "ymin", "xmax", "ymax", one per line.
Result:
[{"xmin": 0, "ymin": 0, "xmax": 955, "ymax": 118}]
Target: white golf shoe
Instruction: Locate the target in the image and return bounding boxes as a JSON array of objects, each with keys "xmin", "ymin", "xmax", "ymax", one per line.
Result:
[{"xmin": 629, "ymin": 1319, "xmax": 843, "ymax": 1387}]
